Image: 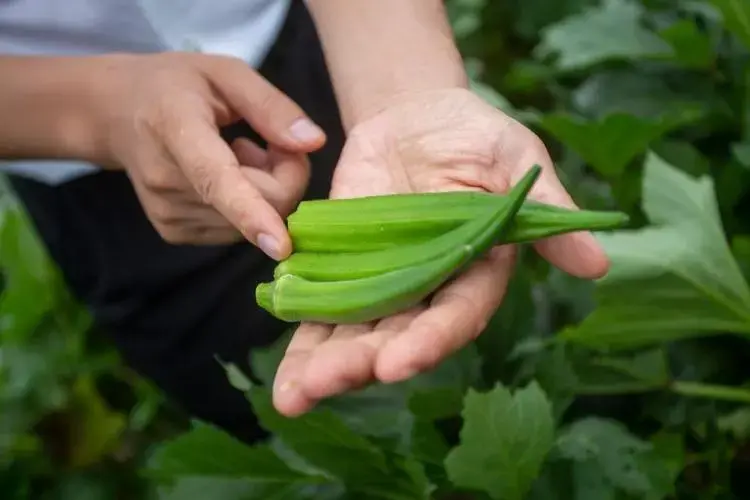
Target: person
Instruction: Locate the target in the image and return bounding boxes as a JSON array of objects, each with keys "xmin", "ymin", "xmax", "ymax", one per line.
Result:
[{"xmin": 0, "ymin": 0, "xmax": 609, "ymax": 443}]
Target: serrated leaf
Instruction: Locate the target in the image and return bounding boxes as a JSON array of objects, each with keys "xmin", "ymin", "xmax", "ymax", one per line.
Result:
[
  {"xmin": 561, "ymin": 152, "xmax": 750, "ymax": 349},
  {"xmin": 555, "ymin": 417, "xmax": 660, "ymax": 497},
  {"xmin": 247, "ymin": 387, "xmax": 432, "ymax": 499},
  {"xmin": 709, "ymin": 0, "xmax": 750, "ymax": 49},
  {"xmin": 549, "ymin": 345, "xmax": 672, "ymax": 396},
  {"xmin": 444, "ymin": 381, "xmax": 555, "ymax": 500},
  {"xmin": 540, "ymin": 112, "xmax": 700, "ymax": 176},
  {"xmin": 534, "ymin": 0, "xmax": 674, "ymax": 71}
]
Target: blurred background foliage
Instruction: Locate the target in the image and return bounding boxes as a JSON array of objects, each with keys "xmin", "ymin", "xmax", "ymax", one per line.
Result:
[{"xmin": 3, "ymin": 0, "xmax": 750, "ymax": 498}]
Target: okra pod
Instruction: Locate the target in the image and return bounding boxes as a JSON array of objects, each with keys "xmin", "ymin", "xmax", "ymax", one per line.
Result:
[
  {"xmin": 287, "ymin": 192, "xmax": 628, "ymax": 253},
  {"xmin": 255, "ymin": 165, "xmax": 541, "ymax": 324}
]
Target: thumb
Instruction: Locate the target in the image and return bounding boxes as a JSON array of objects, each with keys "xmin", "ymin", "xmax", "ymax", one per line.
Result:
[
  {"xmin": 511, "ymin": 159, "xmax": 610, "ymax": 280},
  {"xmin": 202, "ymin": 56, "xmax": 327, "ymax": 153}
]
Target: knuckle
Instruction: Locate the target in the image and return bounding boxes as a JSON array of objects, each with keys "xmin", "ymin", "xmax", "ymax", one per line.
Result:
[
  {"xmin": 191, "ymin": 163, "xmax": 218, "ymax": 204},
  {"xmin": 142, "ymin": 168, "xmax": 176, "ymax": 191},
  {"xmin": 147, "ymin": 199, "xmax": 179, "ymax": 225}
]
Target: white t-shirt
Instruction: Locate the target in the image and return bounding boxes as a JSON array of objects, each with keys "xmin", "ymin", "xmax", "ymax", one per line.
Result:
[{"xmin": 0, "ymin": 0, "xmax": 292, "ymax": 184}]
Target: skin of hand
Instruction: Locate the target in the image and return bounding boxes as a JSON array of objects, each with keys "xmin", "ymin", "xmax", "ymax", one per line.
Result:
[
  {"xmin": 0, "ymin": 53, "xmax": 327, "ymax": 257},
  {"xmin": 271, "ymin": 88, "xmax": 611, "ymax": 416},
  {"xmin": 101, "ymin": 52, "xmax": 329, "ymax": 255}
]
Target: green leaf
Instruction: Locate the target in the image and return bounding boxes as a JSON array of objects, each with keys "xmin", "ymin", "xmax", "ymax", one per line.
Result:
[
  {"xmin": 511, "ymin": 0, "xmax": 599, "ymax": 40},
  {"xmin": 247, "ymin": 387, "xmax": 433, "ymax": 499},
  {"xmin": 658, "ymin": 18, "xmax": 715, "ymax": 69},
  {"xmin": 561, "ymin": 152, "xmax": 750, "ymax": 349},
  {"xmin": 708, "ymin": 0, "xmax": 750, "ymax": 49},
  {"xmin": 444, "ymin": 381, "xmax": 556, "ymax": 500},
  {"xmin": 651, "ymin": 139, "xmax": 712, "ymax": 177},
  {"xmin": 66, "ymin": 375, "xmax": 127, "ymax": 468},
  {"xmin": 733, "ymin": 141, "xmax": 750, "ymax": 167},
  {"xmin": 540, "ymin": 111, "xmax": 700, "ymax": 176},
  {"xmin": 149, "ymin": 422, "xmax": 314, "ymax": 480},
  {"xmin": 534, "ymin": 0, "xmax": 673, "ymax": 71},
  {"xmin": 565, "ymin": 346, "xmax": 672, "ymax": 395},
  {"xmin": 248, "ymin": 388, "xmax": 389, "ymax": 479},
  {"xmin": 554, "ymin": 417, "xmax": 676, "ymax": 498},
  {"xmin": 157, "ymin": 478, "xmax": 345, "ymax": 500},
  {"xmin": 572, "ymin": 69, "xmax": 718, "ymax": 120},
  {"xmin": 717, "ymin": 406, "xmax": 750, "ymax": 439},
  {"xmin": 148, "ymin": 422, "xmax": 336, "ymax": 500},
  {"xmin": 475, "ymin": 263, "xmax": 538, "ymax": 385}
]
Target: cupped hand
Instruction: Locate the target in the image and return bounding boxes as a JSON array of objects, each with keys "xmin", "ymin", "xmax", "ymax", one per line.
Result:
[
  {"xmin": 100, "ymin": 52, "xmax": 326, "ymax": 256},
  {"xmin": 272, "ymin": 87, "xmax": 610, "ymax": 416}
]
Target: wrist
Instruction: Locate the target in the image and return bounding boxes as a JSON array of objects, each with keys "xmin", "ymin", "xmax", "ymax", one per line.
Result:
[
  {"xmin": 307, "ymin": 0, "xmax": 469, "ymax": 131},
  {"xmin": 337, "ymin": 70, "xmax": 470, "ymax": 131},
  {"xmin": 0, "ymin": 54, "xmax": 132, "ymax": 167}
]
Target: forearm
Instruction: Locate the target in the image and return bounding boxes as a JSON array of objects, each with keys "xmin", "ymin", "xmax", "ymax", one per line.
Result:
[
  {"xmin": 0, "ymin": 55, "xmax": 119, "ymax": 164},
  {"xmin": 306, "ymin": 0, "xmax": 468, "ymax": 131}
]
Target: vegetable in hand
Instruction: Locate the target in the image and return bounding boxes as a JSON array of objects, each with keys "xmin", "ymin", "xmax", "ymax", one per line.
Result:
[
  {"xmin": 286, "ymin": 190, "xmax": 629, "ymax": 253},
  {"xmin": 255, "ymin": 164, "xmax": 543, "ymax": 324}
]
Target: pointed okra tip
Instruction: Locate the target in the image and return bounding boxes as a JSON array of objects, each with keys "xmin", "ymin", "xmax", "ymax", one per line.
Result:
[{"xmin": 255, "ymin": 281, "xmax": 276, "ymax": 314}]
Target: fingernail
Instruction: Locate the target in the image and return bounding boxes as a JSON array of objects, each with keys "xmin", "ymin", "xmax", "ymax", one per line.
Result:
[
  {"xmin": 257, "ymin": 233, "xmax": 280, "ymax": 260},
  {"xmin": 277, "ymin": 380, "xmax": 295, "ymax": 393},
  {"xmin": 288, "ymin": 118, "xmax": 324, "ymax": 143}
]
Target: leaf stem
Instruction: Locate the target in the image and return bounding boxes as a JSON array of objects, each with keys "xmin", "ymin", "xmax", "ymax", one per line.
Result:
[{"xmin": 670, "ymin": 381, "xmax": 750, "ymax": 404}]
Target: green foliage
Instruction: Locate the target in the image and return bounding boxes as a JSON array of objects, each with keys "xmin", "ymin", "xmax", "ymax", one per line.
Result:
[
  {"xmin": 0, "ymin": 179, "xmax": 182, "ymax": 497},
  {"xmin": 148, "ymin": 0, "xmax": 750, "ymax": 497},
  {"xmin": 5, "ymin": 0, "xmax": 750, "ymax": 498},
  {"xmin": 444, "ymin": 382, "xmax": 555, "ymax": 500}
]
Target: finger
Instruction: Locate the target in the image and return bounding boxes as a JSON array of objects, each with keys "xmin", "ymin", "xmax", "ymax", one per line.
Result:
[
  {"xmin": 298, "ymin": 322, "xmax": 378, "ymax": 402},
  {"xmin": 297, "ymin": 306, "xmax": 425, "ymax": 398},
  {"xmin": 374, "ymin": 246, "xmax": 516, "ymax": 383},
  {"xmin": 373, "ymin": 306, "xmax": 425, "ymax": 333},
  {"xmin": 272, "ymin": 322, "xmax": 331, "ymax": 416},
  {"xmin": 202, "ymin": 56, "xmax": 327, "ymax": 152},
  {"xmin": 512, "ymin": 157, "xmax": 609, "ymax": 280},
  {"xmin": 240, "ymin": 145, "xmax": 311, "ymax": 217},
  {"xmin": 502, "ymin": 128, "xmax": 609, "ymax": 279},
  {"xmin": 161, "ymin": 226, "xmax": 243, "ymax": 245},
  {"xmin": 231, "ymin": 137, "xmax": 269, "ymax": 170},
  {"xmin": 161, "ymin": 117, "xmax": 293, "ymax": 260}
]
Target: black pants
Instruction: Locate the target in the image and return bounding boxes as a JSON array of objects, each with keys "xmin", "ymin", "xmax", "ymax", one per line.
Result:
[{"xmin": 7, "ymin": 0, "xmax": 345, "ymax": 444}]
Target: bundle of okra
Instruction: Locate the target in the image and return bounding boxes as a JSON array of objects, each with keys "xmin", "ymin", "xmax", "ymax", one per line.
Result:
[{"xmin": 255, "ymin": 165, "xmax": 629, "ymax": 324}]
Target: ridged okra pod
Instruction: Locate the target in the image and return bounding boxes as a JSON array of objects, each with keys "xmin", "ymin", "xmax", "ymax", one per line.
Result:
[
  {"xmin": 286, "ymin": 192, "xmax": 628, "ymax": 253},
  {"xmin": 255, "ymin": 164, "xmax": 542, "ymax": 324}
]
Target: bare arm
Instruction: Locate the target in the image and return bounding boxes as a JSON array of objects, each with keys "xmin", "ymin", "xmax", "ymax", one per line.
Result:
[
  {"xmin": 305, "ymin": 0, "xmax": 468, "ymax": 131},
  {"xmin": 0, "ymin": 55, "xmax": 120, "ymax": 164}
]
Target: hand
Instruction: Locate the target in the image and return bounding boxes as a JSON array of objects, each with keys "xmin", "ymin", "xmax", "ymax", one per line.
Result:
[
  {"xmin": 272, "ymin": 88, "xmax": 610, "ymax": 416},
  {"xmin": 99, "ymin": 52, "xmax": 326, "ymax": 256}
]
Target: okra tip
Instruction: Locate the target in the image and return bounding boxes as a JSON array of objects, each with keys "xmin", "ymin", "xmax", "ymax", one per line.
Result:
[{"xmin": 256, "ymin": 282, "xmax": 276, "ymax": 314}]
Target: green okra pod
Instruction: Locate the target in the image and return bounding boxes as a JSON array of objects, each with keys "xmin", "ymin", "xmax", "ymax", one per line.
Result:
[
  {"xmin": 275, "ymin": 192, "xmax": 521, "ymax": 281},
  {"xmin": 255, "ymin": 164, "xmax": 542, "ymax": 324},
  {"xmin": 287, "ymin": 191, "xmax": 628, "ymax": 253}
]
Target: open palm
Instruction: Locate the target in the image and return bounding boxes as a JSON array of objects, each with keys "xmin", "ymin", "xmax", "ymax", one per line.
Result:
[{"xmin": 272, "ymin": 88, "xmax": 609, "ymax": 416}]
